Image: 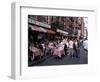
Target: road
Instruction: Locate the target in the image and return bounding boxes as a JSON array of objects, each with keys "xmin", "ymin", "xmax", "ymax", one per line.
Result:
[{"xmin": 28, "ymin": 46, "xmax": 88, "ymax": 66}]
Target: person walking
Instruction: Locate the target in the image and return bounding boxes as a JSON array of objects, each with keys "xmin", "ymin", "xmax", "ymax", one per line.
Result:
[
  {"xmin": 69, "ymin": 38, "xmax": 74, "ymax": 58},
  {"xmin": 64, "ymin": 38, "xmax": 69, "ymax": 55},
  {"xmin": 64, "ymin": 43, "xmax": 67, "ymax": 55},
  {"xmin": 76, "ymin": 40, "xmax": 80, "ymax": 59},
  {"xmin": 73, "ymin": 39, "xmax": 77, "ymax": 58}
]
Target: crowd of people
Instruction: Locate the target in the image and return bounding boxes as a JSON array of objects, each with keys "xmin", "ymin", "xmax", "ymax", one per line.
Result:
[{"xmin": 28, "ymin": 36, "xmax": 87, "ymax": 62}]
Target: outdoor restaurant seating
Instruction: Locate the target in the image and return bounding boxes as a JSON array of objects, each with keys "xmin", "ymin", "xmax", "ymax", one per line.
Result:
[
  {"xmin": 53, "ymin": 47, "xmax": 65, "ymax": 58},
  {"xmin": 30, "ymin": 46, "xmax": 43, "ymax": 60}
]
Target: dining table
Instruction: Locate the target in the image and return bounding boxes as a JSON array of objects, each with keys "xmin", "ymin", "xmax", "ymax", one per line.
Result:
[
  {"xmin": 31, "ymin": 47, "xmax": 42, "ymax": 60},
  {"xmin": 53, "ymin": 47, "xmax": 65, "ymax": 58}
]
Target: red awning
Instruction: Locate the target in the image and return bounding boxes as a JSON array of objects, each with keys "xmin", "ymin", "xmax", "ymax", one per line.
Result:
[
  {"xmin": 29, "ymin": 25, "xmax": 47, "ymax": 33},
  {"xmin": 45, "ymin": 29, "xmax": 56, "ymax": 34},
  {"xmin": 29, "ymin": 24, "xmax": 55, "ymax": 34}
]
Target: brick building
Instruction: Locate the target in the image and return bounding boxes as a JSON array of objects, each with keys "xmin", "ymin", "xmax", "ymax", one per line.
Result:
[{"xmin": 28, "ymin": 15, "xmax": 87, "ymax": 40}]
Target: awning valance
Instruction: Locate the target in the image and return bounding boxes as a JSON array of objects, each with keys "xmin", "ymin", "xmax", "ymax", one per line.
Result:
[
  {"xmin": 56, "ymin": 29, "xmax": 68, "ymax": 35},
  {"xmin": 45, "ymin": 29, "xmax": 56, "ymax": 34}
]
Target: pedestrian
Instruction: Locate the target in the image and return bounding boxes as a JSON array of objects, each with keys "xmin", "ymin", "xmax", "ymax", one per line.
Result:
[
  {"xmin": 69, "ymin": 38, "xmax": 74, "ymax": 58},
  {"xmin": 64, "ymin": 43, "xmax": 67, "ymax": 55},
  {"xmin": 64, "ymin": 38, "xmax": 69, "ymax": 55},
  {"xmin": 73, "ymin": 38, "xmax": 79, "ymax": 58},
  {"xmin": 76, "ymin": 40, "xmax": 80, "ymax": 59}
]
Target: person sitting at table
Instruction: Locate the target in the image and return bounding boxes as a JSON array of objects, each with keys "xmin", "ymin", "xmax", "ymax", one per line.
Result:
[
  {"xmin": 30, "ymin": 43, "xmax": 43, "ymax": 60},
  {"xmin": 47, "ymin": 42, "xmax": 54, "ymax": 55},
  {"xmin": 44, "ymin": 42, "xmax": 51, "ymax": 56},
  {"xmin": 55, "ymin": 40, "xmax": 65, "ymax": 57}
]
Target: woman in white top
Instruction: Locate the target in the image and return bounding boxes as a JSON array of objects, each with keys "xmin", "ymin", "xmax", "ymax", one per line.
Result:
[{"xmin": 69, "ymin": 38, "xmax": 74, "ymax": 58}]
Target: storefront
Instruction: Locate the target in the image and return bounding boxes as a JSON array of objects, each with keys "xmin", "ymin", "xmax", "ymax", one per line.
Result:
[{"xmin": 28, "ymin": 18, "xmax": 56, "ymax": 44}]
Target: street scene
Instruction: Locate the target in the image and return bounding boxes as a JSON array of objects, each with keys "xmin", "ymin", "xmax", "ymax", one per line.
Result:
[{"xmin": 28, "ymin": 15, "xmax": 88, "ymax": 66}]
